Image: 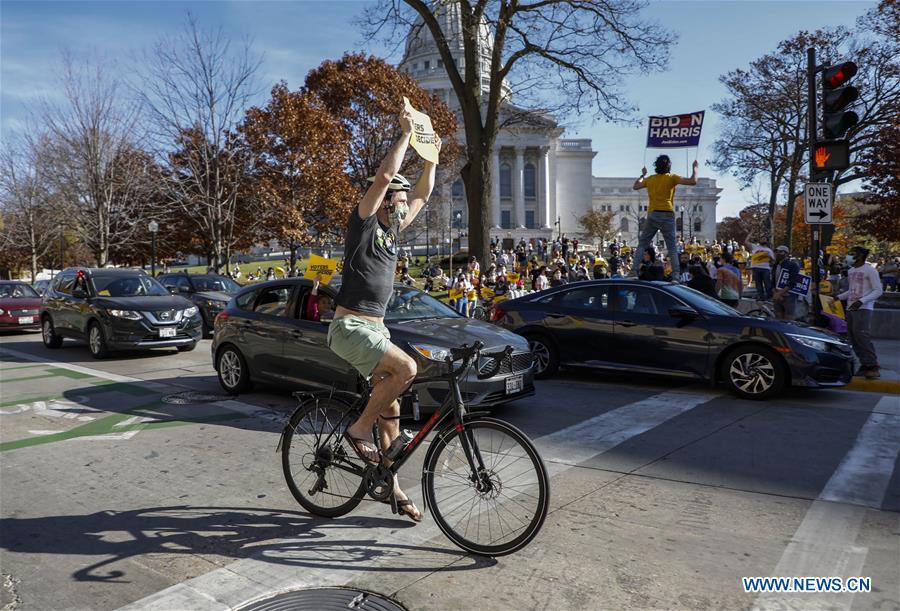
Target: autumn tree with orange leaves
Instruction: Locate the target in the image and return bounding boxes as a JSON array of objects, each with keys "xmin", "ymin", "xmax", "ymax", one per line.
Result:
[
  {"xmin": 304, "ymin": 53, "xmax": 460, "ymax": 248},
  {"xmin": 241, "ymin": 84, "xmax": 356, "ymax": 275}
]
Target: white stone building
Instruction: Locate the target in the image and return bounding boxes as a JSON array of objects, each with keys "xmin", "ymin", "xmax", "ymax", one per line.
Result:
[{"xmin": 400, "ymin": 3, "xmax": 718, "ymax": 247}]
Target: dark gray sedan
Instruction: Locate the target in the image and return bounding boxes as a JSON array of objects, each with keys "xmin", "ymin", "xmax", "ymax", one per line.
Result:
[{"xmin": 210, "ymin": 278, "xmax": 536, "ymax": 410}]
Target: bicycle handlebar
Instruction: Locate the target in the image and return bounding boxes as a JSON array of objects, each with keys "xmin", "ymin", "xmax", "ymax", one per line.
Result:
[{"xmin": 445, "ymin": 341, "xmax": 514, "ymax": 380}]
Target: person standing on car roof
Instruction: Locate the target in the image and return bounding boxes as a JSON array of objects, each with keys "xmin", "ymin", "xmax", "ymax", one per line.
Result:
[{"xmin": 632, "ymin": 155, "xmax": 699, "ymax": 282}]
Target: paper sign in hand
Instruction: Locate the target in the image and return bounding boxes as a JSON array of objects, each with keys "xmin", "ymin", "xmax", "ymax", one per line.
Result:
[
  {"xmin": 403, "ymin": 97, "xmax": 440, "ymax": 165},
  {"xmin": 304, "ymin": 254, "xmax": 339, "ymax": 284}
]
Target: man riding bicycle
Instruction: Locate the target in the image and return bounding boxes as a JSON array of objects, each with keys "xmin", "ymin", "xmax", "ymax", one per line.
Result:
[{"xmin": 327, "ymin": 108, "xmax": 440, "ymax": 522}]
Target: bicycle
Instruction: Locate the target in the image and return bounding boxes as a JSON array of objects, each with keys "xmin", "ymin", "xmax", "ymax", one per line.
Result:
[
  {"xmin": 277, "ymin": 341, "xmax": 549, "ymax": 557},
  {"xmin": 745, "ymin": 299, "xmax": 775, "ymax": 319}
]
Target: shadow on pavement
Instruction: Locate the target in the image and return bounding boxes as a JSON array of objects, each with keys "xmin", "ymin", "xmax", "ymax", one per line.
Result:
[{"xmin": 0, "ymin": 505, "xmax": 494, "ymax": 583}]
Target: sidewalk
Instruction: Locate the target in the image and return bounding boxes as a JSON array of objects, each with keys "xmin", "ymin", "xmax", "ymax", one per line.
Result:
[{"xmin": 846, "ymin": 338, "xmax": 900, "ymax": 394}]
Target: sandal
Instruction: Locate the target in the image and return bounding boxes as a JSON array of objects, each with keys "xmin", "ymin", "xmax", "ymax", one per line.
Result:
[
  {"xmin": 397, "ymin": 499, "xmax": 424, "ymax": 523},
  {"xmin": 342, "ymin": 431, "xmax": 380, "ymax": 465},
  {"xmin": 382, "ymin": 497, "xmax": 423, "ymax": 523}
]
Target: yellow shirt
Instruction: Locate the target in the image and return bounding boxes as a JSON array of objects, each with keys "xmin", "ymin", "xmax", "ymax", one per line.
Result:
[{"xmin": 643, "ymin": 173, "xmax": 681, "ymax": 213}]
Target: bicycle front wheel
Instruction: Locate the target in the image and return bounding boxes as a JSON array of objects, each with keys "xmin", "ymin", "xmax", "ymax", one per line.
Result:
[
  {"xmin": 281, "ymin": 396, "xmax": 366, "ymax": 518},
  {"xmin": 423, "ymin": 417, "xmax": 549, "ymax": 556}
]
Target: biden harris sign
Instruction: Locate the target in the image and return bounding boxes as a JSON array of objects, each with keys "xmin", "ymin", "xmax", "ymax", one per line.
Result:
[{"xmin": 646, "ymin": 111, "xmax": 705, "ymax": 148}]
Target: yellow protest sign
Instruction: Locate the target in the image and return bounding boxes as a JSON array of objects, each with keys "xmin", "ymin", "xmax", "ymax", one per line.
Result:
[
  {"xmin": 621, "ymin": 246, "xmax": 632, "ymax": 255},
  {"xmin": 506, "ymin": 272, "xmax": 520, "ymax": 283},
  {"xmin": 304, "ymin": 254, "xmax": 339, "ymax": 284},
  {"xmin": 480, "ymin": 286, "xmax": 494, "ymax": 300},
  {"xmin": 403, "ymin": 97, "xmax": 440, "ymax": 165},
  {"xmin": 820, "ymin": 295, "xmax": 844, "ymax": 319},
  {"xmin": 819, "ymin": 279, "xmax": 832, "ymax": 294},
  {"xmin": 466, "ymin": 289, "xmax": 477, "ymax": 301},
  {"xmin": 449, "ymin": 288, "xmax": 464, "ymax": 301},
  {"xmin": 825, "ymin": 245, "xmax": 841, "ymax": 255}
]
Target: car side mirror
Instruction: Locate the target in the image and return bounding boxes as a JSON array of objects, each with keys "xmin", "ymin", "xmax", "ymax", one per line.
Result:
[
  {"xmin": 165, "ymin": 285, "xmax": 177, "ymax": 294},
  {"xmin": 669, "ymin": 305, "xmax": 699, "ymax": 319},
  {"xmin": 72, "ymin": 289, "xmax": 86, "ymax": 299},
  {"xmin": 178, "ymin": 286, "xmax": 190, "ymax": 293}
]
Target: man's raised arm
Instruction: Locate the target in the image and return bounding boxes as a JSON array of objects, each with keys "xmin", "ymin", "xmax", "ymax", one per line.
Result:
[
  {"xmin": 359, "ymin": 110, "xmax": 414, "ymax": 219},
  {"xmin": 402, "ymin": 136, "xmax": 442, "ymax": 231}
]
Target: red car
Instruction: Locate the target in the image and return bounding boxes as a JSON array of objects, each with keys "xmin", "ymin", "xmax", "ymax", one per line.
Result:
[{"xmin": 0, "ymin": 282, "xmax": 42, "ymax": 330}]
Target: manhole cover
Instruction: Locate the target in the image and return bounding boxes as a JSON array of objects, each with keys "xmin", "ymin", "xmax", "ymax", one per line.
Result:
[
  {"xmin": 161, "ymin": 390, "xmax": 233, "ymax": 405},
  {"xmin": 238, "ymin": 587, "xmax": 406, "ymax": 611}
]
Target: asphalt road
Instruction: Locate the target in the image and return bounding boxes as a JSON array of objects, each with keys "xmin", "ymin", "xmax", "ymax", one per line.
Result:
[{"xmin": 1, "ymin": 331, "xmax": 898, "ymax": 611}]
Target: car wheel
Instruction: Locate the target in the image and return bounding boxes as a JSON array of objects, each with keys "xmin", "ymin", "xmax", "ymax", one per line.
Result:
[
  {"xmin": 525, "ymin": 333, "xmax": 559, "ymax": 379},
  {"xmin": 42, "ymin": 316, "xmax": 63, "ymax": 348},
  {"xmin": 177, "ymin": 342, "xmax": 197, "ymax": 353},
  {"xmin": 724, "ymin": 345, "xmax": 785, "ymax": 400},
  {"xmin": 88, "ymin": 321, "xmax": 109, "ymax": 359},
  {"xmin": 217, "ymin": 345, "xmax": 252, "ymax": 394}
]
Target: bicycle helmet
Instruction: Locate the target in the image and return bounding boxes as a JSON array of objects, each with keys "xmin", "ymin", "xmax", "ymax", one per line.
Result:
[{"xmin": 367, "ymin": 173, "xmax": 411, "ymax": 192}]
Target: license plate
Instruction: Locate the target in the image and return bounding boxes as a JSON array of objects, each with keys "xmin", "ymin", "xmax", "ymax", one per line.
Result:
[
  {"xmin": 18, "ymin": 316, "xmax": 34, "ymax": 324},
  {"xmin": 159, "ymin": 327, "xmax": 176, "ymax": 338},
  {"xmin": 505, "ymin": 375, "xmax": 523, "ymax": 395}
]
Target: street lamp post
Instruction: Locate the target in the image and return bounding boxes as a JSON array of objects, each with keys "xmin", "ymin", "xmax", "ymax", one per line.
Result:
[
  {"xmin": 455, "ymin": 211, "xmax": 462, "ymax": 260},
  {"xmin": 424, "ymin": 204, "xmax": 429, "ymax": 264},
  {"xmin": 148, "ymin": 221, "xmax": 159, "ymax": 276},
  {"xmin": 555, "ymin": 216, "xmax": 561, "ymax": 241}
]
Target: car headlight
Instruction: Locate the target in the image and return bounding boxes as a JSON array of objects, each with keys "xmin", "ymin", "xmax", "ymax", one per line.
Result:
[
  {"xmin": 0, "ymin": 308, "xmax": 5, "ymax": 315},
  {"xmin": 411, "ymin": 343, "xmax": 453, "ymax": 362},
  {"xmin": 786, "ymin": 333, "xmax": 838, "ymax": 352},
  {"xmin": 203, "ymin": 299, "xmax": 226, "ymax": 309},
  {"xmin": 107, "ymin": 309, "xmax": 142, "ymax": 320},
  {"xmin": 183, "ymin": 306, "xmax": 199, "ymax": 317}
]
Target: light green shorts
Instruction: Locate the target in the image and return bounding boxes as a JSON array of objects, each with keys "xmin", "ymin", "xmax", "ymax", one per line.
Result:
[{"xmin": 327, "ymin": 315, "xmax": 392, "ymax": 379}]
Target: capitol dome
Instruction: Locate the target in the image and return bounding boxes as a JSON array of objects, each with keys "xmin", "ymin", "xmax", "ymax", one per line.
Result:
[{"xmin": 399, "ymin": 0, "xmax": 509, "ymax": 101}]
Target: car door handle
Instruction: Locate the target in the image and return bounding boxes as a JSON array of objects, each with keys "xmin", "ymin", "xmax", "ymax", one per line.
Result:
[
  {"xmin": 546, "ymin": 313, "xmax": 565, "ymax": 319},
  {"xmin": 619, "ymin": 320, "xmax": 638, "ymax": 327}
]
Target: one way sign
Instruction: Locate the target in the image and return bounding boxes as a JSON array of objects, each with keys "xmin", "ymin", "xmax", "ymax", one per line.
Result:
[{"xmin": 805, "ymin": 182, "xmax": 833, "ymax": 224}]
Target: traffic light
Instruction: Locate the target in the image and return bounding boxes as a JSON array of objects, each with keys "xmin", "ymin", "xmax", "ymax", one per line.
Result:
[{"xmin": 821, "ymin": 61, "xmax": 859, "ymax": 140}]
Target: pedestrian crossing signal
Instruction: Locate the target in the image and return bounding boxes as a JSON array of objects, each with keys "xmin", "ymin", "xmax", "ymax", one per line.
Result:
[{"xmin": 813, "ymin": 140, "xmax": 850, "ymax": 171}]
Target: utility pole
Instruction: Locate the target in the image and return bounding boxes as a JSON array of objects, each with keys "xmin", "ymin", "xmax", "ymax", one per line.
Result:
[{"xmin": 807, "ymin": 48, "xmax": 821, "ymax": 322}]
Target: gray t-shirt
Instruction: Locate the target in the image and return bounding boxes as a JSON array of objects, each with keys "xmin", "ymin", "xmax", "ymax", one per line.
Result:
[{"xmin": 335, "ymin": 207, "xmax": 398, "ymax": 316}]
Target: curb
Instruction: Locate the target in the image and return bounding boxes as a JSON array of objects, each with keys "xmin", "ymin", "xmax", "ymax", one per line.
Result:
[{"xmin": 845, "ymin": 377, "xmax": 900, "ymax": 395}]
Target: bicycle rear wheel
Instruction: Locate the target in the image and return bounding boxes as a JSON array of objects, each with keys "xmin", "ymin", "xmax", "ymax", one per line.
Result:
[
  {"xmin": 423, "ymin": 417, "xmax": 549, "ymax": 556},
  {"xmin": 281, "ymin": 396, "xmax": 367, "ymax": 518}
]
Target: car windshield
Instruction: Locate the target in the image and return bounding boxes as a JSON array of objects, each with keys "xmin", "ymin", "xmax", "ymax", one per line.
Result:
[
  {"xmin": 92, "ymin": 274, "xmax": 170, "ymax": 297},
  {"xmin": 384, "ymin": 286, "xmax": 459, "ymax": 321},
  {"xmin": 191, "ymin": 275, "xmax": 241, "ymax": 293},
  {"xmin": 668, "ymin": 284, "xmax": 743, "ymax": 316},
  {"xmin": 0, "ymin": 284, "xmax": 39, "ymax": 298}
]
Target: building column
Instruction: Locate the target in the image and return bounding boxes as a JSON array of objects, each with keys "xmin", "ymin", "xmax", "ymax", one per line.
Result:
[
  {"xmin": 513, "ymin": 147, "xmax": 526, "ymax": 229},
  {"xmin": 491, "ymin": 148, "xmax": 501, "ymax": 228},
  {"xmin": 539, "ymin": 146, "xmax": 551, "ymax": 229}
]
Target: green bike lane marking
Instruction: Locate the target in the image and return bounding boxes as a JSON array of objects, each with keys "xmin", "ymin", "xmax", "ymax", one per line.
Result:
[
  {"xmin": 0, "ymin": 382, "xmax": 156, "ymax": 410},
  {"xmin": 2, "ymin": 367, "xmax": 97, "ymax": 383},
  {"xmin": 0, "ymin": 399, "xmax": 248, "ymax": 452}
]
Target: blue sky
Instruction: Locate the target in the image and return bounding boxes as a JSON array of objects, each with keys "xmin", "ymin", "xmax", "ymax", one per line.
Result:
[{"xmin": 0, "ymin": 0, "xmax": 875, "ymax": 219}]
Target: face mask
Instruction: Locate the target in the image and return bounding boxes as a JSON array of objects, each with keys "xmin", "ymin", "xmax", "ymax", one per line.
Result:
[{"xmin": 390, "ymin": 202, "xmax": 409, "ymax": 230}]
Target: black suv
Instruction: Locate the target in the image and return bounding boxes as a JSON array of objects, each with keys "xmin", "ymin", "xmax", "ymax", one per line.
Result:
[
  {"xmin": 157, "ymin": 272, "xmax": 241, "ymax": 337},
  {"xmin": 40, "ymin": 268, "xmax": 203, "ymax": 358}
]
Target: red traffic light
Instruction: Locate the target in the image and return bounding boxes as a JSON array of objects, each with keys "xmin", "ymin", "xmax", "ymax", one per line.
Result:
[{"xmin": 822, "ymin": 61, "xmax": 858, "ymax": 89}]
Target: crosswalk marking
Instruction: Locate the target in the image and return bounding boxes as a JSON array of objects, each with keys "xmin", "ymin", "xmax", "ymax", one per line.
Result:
[
  {"xmin": 753, "ymin": 411, "xmax": 900, "ymax": 611},
  {"xmin": 120, "ymin": 387, "xmax": 723, "ymax": 610}
]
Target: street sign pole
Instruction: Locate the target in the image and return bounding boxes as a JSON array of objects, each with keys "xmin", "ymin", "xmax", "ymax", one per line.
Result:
[{"xmin": 807, "ymin": 48, "xmax": 822, "ymax": 322}]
